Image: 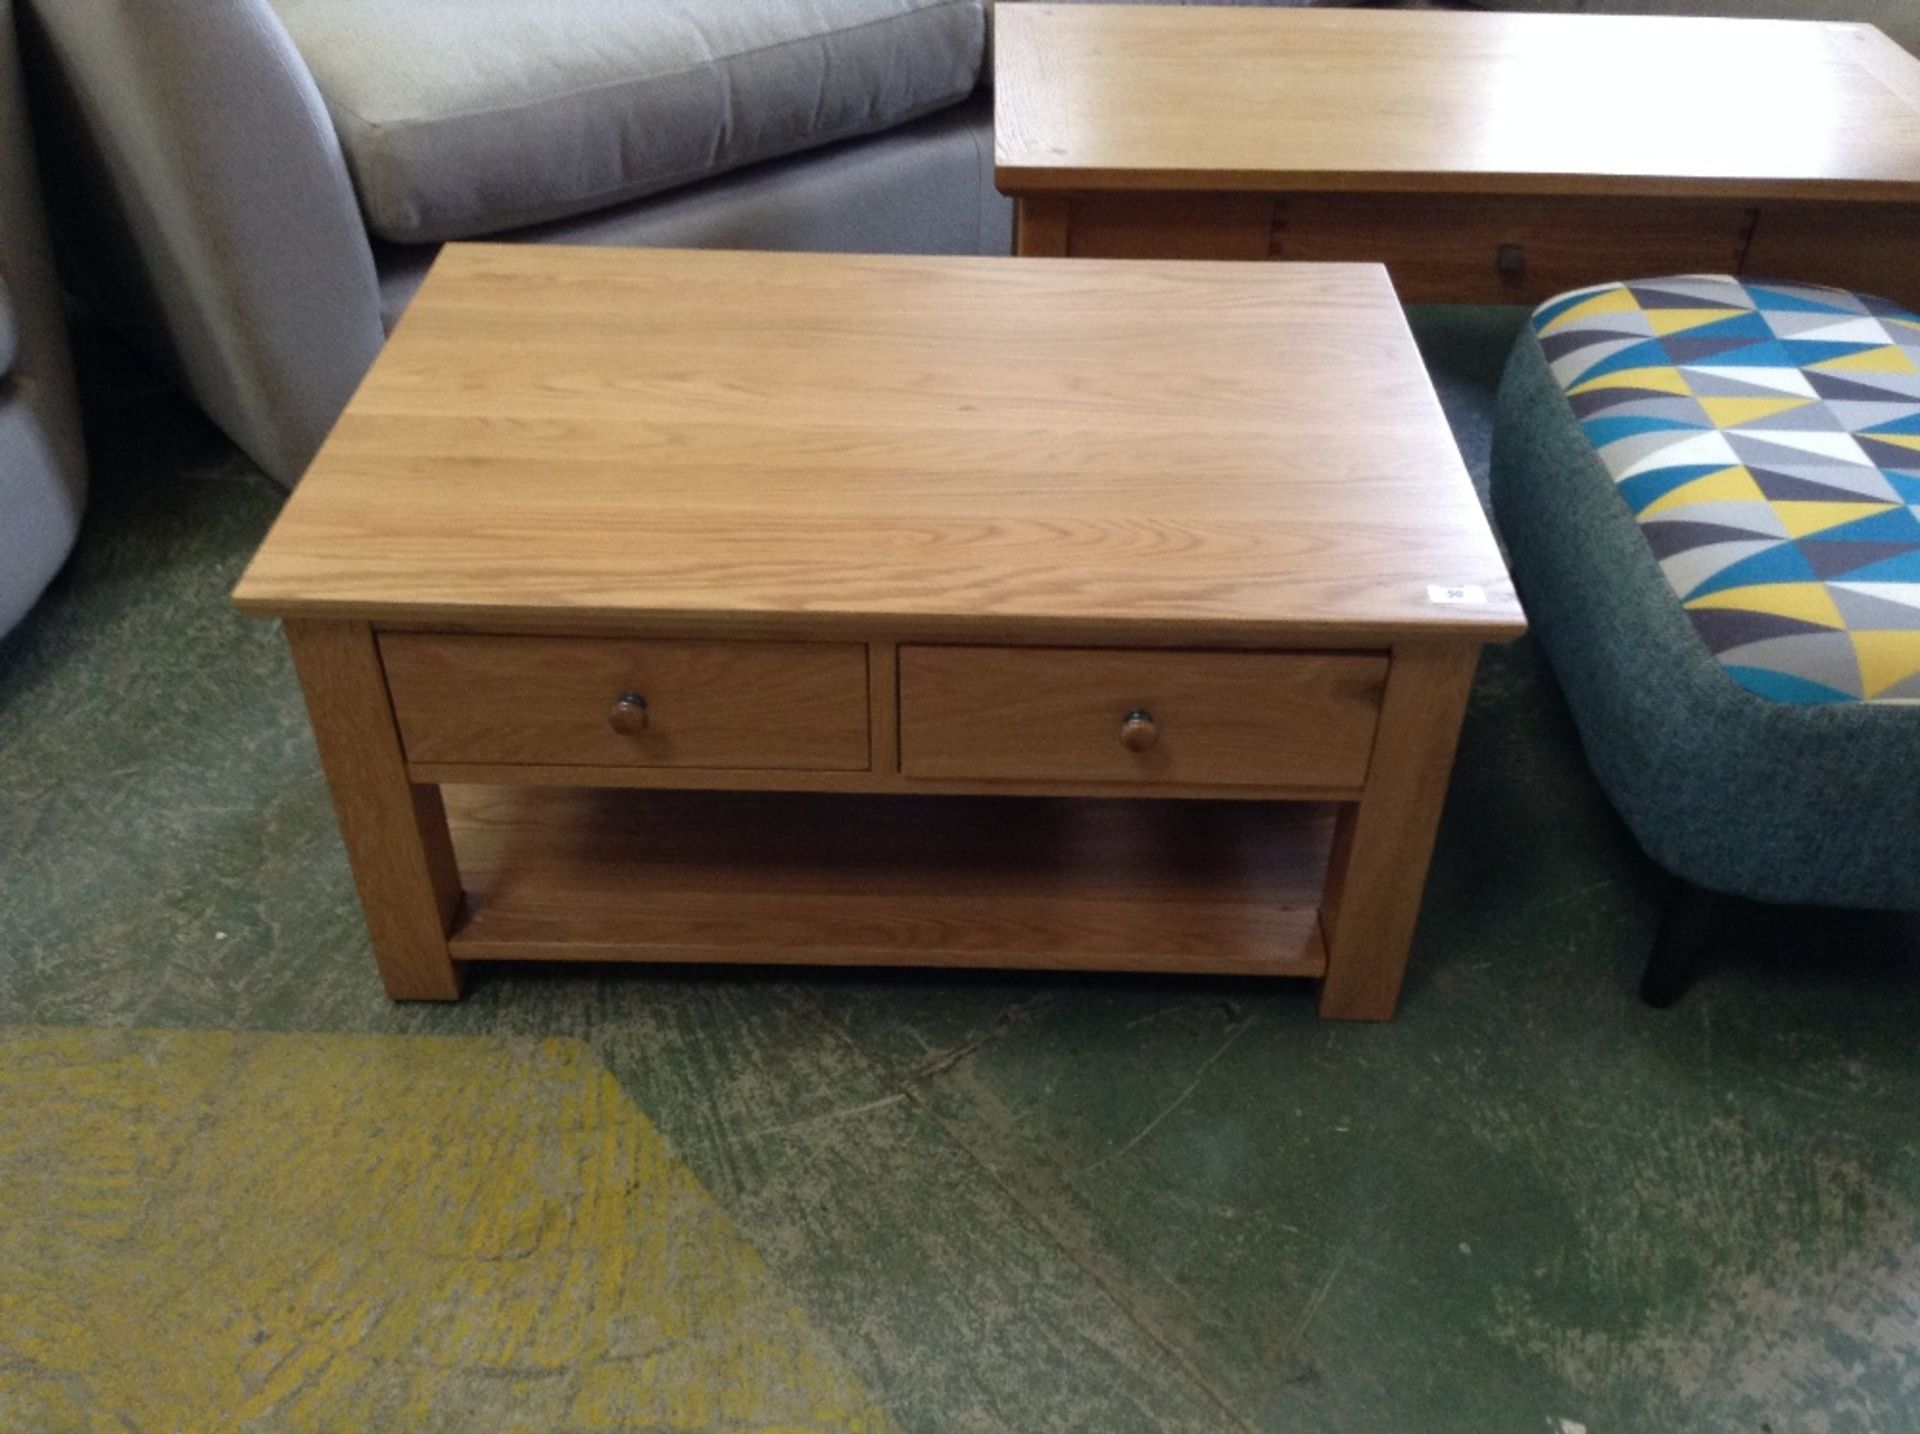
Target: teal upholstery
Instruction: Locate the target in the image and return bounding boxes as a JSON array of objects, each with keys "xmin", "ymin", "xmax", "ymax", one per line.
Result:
[{"xmin": 1489, "ymin": 313, "xmax": 1920, "ymax": 910}]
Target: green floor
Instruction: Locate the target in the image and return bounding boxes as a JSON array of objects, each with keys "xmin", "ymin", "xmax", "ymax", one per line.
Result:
[{"xmin": 3, "ymin": 308, "xmax": 1917, "ymax": 1431}]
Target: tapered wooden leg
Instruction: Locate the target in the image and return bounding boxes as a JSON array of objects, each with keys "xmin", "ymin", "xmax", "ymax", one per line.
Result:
[
  {"xmin": 284, "ymin": 619, "xmax": 465, "ymax": 1000},
  {"xmin": 1640, "ymin": 880, "xmax": 1717, "ymax": 1009},
  {"xmin": 1318, "ymin": 642, "xmax": 1480, "ymax": 1021}
]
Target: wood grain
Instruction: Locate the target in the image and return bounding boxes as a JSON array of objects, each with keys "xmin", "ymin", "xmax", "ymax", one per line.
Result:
[
  {"xmin": 283, "ymin": 619, "xmax": 464, "ymax": 1000},
  {"xmin": 995, "ymin": 6, "xmax": 1920, "ymax": 201},
  {"xmin": 1742, "ymin": 202, "xmax": 1920, "ymax": 311},
  {"xmin": 444, "ymin": 786, "xmax": 1335, "ymax": 977},
  {"xmin": 231, "ymin": 246, "xmax": 1521, "ymax": 645},
  {"xmin": 898, "ymin": 646, "xmax": 1386, "ymax": 790},
  {"xmin": 237, "ymin": 246, "xmax": 1525, "ymax": 1017},
  {"xmin": 868, "ymin": 640, "xmax": 901, "ymax": 778},
  {"xmin": 1317, "ymin": 642, "xmax": 1479, "ymax": 1022},
  {"xmin": 379, "ymin": 633, "xmax": 869, "ymax": 771},
  {"xmin": 1026, "ymin": 190, "xmax": 1762, "ymax": 303},
  {"xmin": 405, "ymin": 761, "xmax": 1366, "ymax": 804},
  {"xmin": 1271, "ymin": 194, "xmax": 1756, "ymax": 306}
]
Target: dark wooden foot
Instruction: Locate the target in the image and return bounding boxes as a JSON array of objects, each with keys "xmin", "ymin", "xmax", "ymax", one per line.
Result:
[{"xmin": 1640, "ymin": 881, "xmax": 1717, "ymax": 1008}]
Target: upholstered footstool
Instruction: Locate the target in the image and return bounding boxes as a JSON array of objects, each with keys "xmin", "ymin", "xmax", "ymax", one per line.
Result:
[{"xmin": 1490, "ymin": 275, "xmax": 1920, "ymax": 1003}]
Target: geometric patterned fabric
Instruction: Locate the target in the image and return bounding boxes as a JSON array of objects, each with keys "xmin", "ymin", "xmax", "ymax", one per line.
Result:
[{"xmin": 1533, "ymin": 275, "xmax": 1920, "ymax": 704}]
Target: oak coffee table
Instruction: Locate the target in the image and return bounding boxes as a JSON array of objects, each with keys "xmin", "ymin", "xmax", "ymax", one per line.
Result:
[
  {"xmin": 996, "ymin": 5, "xmax": 1920, "ymax": 308},
  {"xmin": 233, "ymin": 245, "xmax": 1522, "ymax": 1021}
]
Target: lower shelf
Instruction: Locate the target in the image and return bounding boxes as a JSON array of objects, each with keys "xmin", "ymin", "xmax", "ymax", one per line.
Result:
[{"xmin": 443, "ymin": 787, "xmax": 1335, "ymax": 978}]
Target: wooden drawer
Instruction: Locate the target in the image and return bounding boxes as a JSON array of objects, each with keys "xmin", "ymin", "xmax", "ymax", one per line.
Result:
[
  {"xmin": 380, "ymin": 634, "xmax": 869, "ymax": 771},
  {"xmin": 1270, "ymin": 194, "xmax": 1755, "ymax": 305},
  {"xmin": 1059, "ymin": 194, "xmax": 1276, "ymax": 260},
  {"xmin": 897, "ymin": 646, "xmax": 1386, "ymax": 790},
  {"xmin": 1743, "ymin": 202, "xmax": 1920, "ymax": 313}
]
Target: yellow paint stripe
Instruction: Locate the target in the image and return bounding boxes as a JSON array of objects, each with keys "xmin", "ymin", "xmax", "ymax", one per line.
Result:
[{"xmin": 0, "ymin": 1028, "xmax": 893, "ymax": 1432}]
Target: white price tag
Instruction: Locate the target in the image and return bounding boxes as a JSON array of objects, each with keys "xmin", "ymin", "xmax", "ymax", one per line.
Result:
[{"xmin": 1426, "ymin": 584, "xmax": 1488, "ymax": 605}]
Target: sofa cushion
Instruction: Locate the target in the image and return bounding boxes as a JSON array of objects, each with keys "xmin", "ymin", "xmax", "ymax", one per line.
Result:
[
  {"xmin": 1532, "ymin": 274, "xmax": 1920, "ymax": 705},
  {"xmin": 267, "ymin": 0, "xmax": 985, "ymax": 244}
]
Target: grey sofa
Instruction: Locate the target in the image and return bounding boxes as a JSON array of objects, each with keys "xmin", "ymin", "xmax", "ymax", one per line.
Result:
[
  {"xmin": 24, "ymin": 0, "xmax": 1382, "ymax": 487},
  {"xmin": 1, "ymin": 0, "xmax": 82, "ymax": 640},
  {"xmin": 21, "ymin": 0, "xmax": 1918, "ymax": 491},
  {"xmin": 24, "ymin": 0, "xmax": 1011, "ymax": 487}
]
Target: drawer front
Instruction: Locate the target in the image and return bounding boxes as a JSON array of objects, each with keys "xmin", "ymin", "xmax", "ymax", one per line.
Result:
[
  {"xmin": 1743, "ymin": 202, "xmax": 1920, "ymax": 313},
  {"xmin": 1271, "ymin": 194, "xmax": 1755, "ymax": 305},
  {"xmin": 381, "ymin": 634, "xmax": 869, "ymax": 770},
  {"xmin": 898, "ymin": 646, "xmax": 1386, "ymax": 790},
  {"xmin": 1062, "ymin": 194, "xmax": 1276, "ymax": 260}
]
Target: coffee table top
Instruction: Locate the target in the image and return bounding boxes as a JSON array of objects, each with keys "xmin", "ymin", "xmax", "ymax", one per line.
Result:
[
  {"xmin": 995, "ymin": 5, "xmax": 1920, "ymax": 200},
  {"xmin": 234, "ymin": 244, "xmax": 1520, "ymax": 645}
]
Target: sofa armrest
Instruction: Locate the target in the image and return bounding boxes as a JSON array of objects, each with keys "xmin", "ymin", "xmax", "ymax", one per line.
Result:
[
  {"xmin": 23, "ymin": 0, "xmax": 384, "ymax": 485},
  {"xmin": 1, "ymin": 0, "xmax": 84, "ymax": 637}
]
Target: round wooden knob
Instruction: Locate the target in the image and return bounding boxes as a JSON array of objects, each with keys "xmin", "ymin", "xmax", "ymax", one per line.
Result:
[
  {"xmin": 1496, "ymin": 243, "xmax": 1527, "ymax": 279},
  {"xmin": 1119, "ymin": 709, "xmax": 1158, "ymax": 753},
  {"xmin": 608, "ymin": 692, "xmax": 650, "ymax": 735}
]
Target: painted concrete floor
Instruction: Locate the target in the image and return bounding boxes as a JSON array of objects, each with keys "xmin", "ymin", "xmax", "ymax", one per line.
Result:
[{"xmin": 2, "ymin": 308, "xmax": 1917, "ymax": 1431}]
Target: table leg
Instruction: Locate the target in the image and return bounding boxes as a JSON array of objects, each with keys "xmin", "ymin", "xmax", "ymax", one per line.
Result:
[
  {"xmin": 1013, "ymin": 197, "xmax": 1070, "ymax": 256},
  {"xmin": 1318, "ymin": 642, "xmax": 1480, "ymax": 1021},
  {"xmin": 284, "ymin": 618, "xmax": 465, "ymax": 1000}
]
